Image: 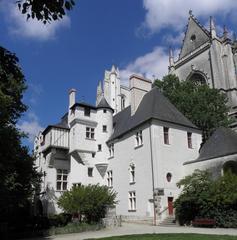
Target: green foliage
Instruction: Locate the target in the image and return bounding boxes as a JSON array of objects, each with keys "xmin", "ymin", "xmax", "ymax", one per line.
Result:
[
  {"xmin": 47, "ymin": 222, "xmax": 103, "ymax": 236},
  {"xmin": 154, "ymin": 74, "xmax": 232, "ymax": 141},
  {"xmin": 17, "ymin": 0, "xmax": 76, "ymax": 23},
  {"xmin": 0, "ymin": 47, "xmax": 27, "ymax": 126},
  {"xmin": 58, "ymin": 184, "xmax": 117, "ymax": 223},
  {"xmin": 0, "ymin": 46, "xmax": 41, "ymax": 226},
  {"xmin": 174, "ymin": 170, "xmax": 237, "ymax": 227}
]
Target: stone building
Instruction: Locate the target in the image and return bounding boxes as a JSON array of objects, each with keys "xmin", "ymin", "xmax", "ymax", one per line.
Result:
[
  {"xmin": 169, "ymin": 11, "xmax": 237, "ymax": 119},
  {"xmin": 34, "ymin": 13, "xmax": 237, "ymax": 224}
]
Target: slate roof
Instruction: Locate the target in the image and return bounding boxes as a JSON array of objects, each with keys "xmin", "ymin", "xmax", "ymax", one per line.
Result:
[
  {"xmin": 184, "ymin": 127, "xmax": 237, "ymax": 165},
  {"xmin": 70, "ymin": 102, "xmax": 97, "ymax": 110},
  {"xmin": 109, "ymin": 87, "xmax": 199, "ymax": 141},
  {"xmin": 42, "ymin": 114, "xmax": 69, "ymax": 135},
  {"xmin": 97, "ymin": 97, "xmax": 114, "ymax": 111}
]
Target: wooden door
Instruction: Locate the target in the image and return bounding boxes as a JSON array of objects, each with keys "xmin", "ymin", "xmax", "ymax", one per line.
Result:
[{"xmin": 168, "ymin": 197, "xmax": 173, "ymax": 215}]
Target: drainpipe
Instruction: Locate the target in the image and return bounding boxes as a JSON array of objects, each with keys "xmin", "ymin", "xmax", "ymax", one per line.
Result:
[{"xmin": 149, "ymin": 121, "xmax": 156, "ymax": 225}]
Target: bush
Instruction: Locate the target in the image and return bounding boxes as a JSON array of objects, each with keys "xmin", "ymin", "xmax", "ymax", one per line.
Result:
[
  {"xmin": 175, "ymin": 170, "xmax": 237, "ymax": 227},
  {"xmin": 58, "ymin": 184, "xmax": 117, "ymax": 223}
]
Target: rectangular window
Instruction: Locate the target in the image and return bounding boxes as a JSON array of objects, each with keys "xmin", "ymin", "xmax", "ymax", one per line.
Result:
[
  {"xmin": 128, "ymin": 191, "xmax": 136, "ymax": 211},
  {"xmin": 88, "ymin": 167, "xmax": 93, "ymax": 177},
  {"xmin": 56, "ymin": 169, "xmax": 68, "ymax": 191},
  {"xmin": 103, "ymin": 125, "xmax": 107, "ymax": 132},
  {"xmin": 163, "ymin": 127, "xmax": 169, "ymax": 145},
  {"xmin": 135, "ymin": 130, "xmax": 143, "ymax": 147},
  {"xmin": 129, "ymin": 165, "xmax": 135, "ymax": 183},
  {"xmin": 103, "ymin": 109, "xmax": 107, "ymax": 113},
  {"xmin": 86, "ymin": 127, "xmax": 95, "ymax": 139},
  {"xmin": 92, "ymin": 152, "xmax": 95, "ymax": 158},
  {"xmin": 109, "ymin": 143, "xmax": 114, "ymax": 157},
  {"xmin": 98, "ymin": 144, "xmax": 102, "ymax": 152},
  {"xmin": 107, "ymin": 170, "xmax": 113, "ymax": 187},
  {"xmin": 84, "ymin": 107, "xmax": 91, "ymax": 117},
  {"xmin": 187, "ymin": 132, "xmax": 192, "ymax": 148}
]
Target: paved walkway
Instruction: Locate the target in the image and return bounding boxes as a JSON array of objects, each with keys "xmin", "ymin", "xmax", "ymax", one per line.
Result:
[{"xmin": 25, "ymin": 223, "xmax": 237, "ymax": 240}]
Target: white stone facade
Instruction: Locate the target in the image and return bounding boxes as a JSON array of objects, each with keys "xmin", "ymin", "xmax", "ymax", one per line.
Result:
[
  {"xmin": 34, "ymin": 68, "xmax": 202, "ymax": 223},
  {"xmin": 34, "ymin": 13, "xmax": 237, "ymax": 223}
]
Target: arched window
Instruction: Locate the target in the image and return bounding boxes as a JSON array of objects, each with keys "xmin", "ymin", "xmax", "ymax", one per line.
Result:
[
  {"xmin": 129, "ymin": 163, "xmax": 135, "ymax": 184},
  {"xmin": 189, "ymin": 73, "xmax": 206, "ymax": 85},
  {"xmin": 166, "ymin": 172, "xmax": 172, "ymax": 182}
]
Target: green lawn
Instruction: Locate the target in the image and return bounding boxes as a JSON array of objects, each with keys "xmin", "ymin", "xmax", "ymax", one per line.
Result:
[{"xmin": 87, "ymin": 234, "xmax": 237, "ymax": 240}]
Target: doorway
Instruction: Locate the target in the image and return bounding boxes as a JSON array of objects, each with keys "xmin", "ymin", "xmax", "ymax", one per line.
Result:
[{"xmin": 168, "ymin": 197, "xmax": 173, "ymax": 215}]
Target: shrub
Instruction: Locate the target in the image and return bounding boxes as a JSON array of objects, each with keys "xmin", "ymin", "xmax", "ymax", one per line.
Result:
[
  {"xmin": 58, "ymin": 184, "xmax": 117, "ymax": 223},
  {"xmin": 175, "ymin": 170, "xmax": 237, "ymax": 227}
]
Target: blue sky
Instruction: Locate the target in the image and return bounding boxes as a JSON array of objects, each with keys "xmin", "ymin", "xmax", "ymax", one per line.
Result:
[{"xmin": 1, "ymin": 0, "xmax": 237, "ymax": 148}]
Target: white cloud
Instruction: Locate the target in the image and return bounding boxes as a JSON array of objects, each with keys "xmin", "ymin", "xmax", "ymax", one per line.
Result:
[
  {"xmin": 4, "ymin": 1, "xmax": 70, "ymax": 40},
  {"xmin": 120, "ymin": 47, "xmax": 179, "ymax": 85},
  {"xmin": 162, "ymin": 32, "xmax": 185, "ymax": 46},
  {"xmin": 18, "ymin": 112, "xmax": 43, "ymax": 143},
  {"xmin": 142, "ymin": 0, "xmax": 237, "ymax": 34},
  {"xmin": 28, "ymin": 83, "xmax": 43, "ymax": 105}
]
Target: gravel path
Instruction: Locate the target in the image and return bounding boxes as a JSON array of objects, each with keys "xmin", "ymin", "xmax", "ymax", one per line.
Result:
[{"xmin": 23, "ymin": 222, "xmax": 237, "ymax": 240}]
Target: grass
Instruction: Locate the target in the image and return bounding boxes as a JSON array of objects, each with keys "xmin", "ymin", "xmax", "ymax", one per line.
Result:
[{"xmin": 87, "ymin": 233, "xmax": 237, "ymax": 240}]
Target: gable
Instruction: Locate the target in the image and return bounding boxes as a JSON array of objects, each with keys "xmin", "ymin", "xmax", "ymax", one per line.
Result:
[{"xmin": 179, "ymin": 17, "xmax": 210, "ymax": 59}]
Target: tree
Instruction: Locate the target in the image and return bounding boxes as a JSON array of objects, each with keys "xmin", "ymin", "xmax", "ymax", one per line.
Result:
[
  {"xmin": 0, "ymin": 46, "xmax": 41, "ymax": 228},
  {"xmin": 154, "ymin": 74, "xmax": 232, "ymax": 141},
  {"xmin": 17, "ymin": 0, "xmax": 76, "ymax": 23},
  {"xmin": 174, "ymin": 170, "xmax": 237, "ymax": 227},
  {"xmin": 58, "ymin": 184, "xmax": 117, "ymax": 223}
]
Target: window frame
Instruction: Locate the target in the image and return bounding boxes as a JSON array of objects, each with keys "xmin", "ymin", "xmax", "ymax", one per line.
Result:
[
  {"xmin": 56, "ymin": 169, "xmax": 68, "ymax": 191},
  {"xmin": 129, "ymin": 164, "xmax": 135, "ymax": 184},
  {"xmin": 135, "ymin": 130, "xmax": 143, "ymax": 147},
  {"xmin": 187, "ymin": 132, "xmax": 192, "ymax": 149},
  {"xmin": 163, "ymin": 127, "xmax": 169, "ymax": 145},
  {"xmin": 109, "ymin": 143, "xmax": 114, "ymax": 158},
  {"xmin": 128, "ymin": 191, "xmax": 136, "ymax": 211},
  {"xmin": 88, "ymin": 167, "xmax": 93, "ymax": 177},
  {"xmin": 102, "ymin": 125, "xmax": 107, "ymax": 132},
  {"xmin": 98, "ymin": 144, "xmax": 102, "ymax": 152},
  {"xmin": 107, "ymin": 170, "xmax": 113, "ymax": 187},
  {"xmin": 86, "ymin": 127, "xmax": 95, "ymax": 140},
  {"xmin": 84, "ymin": 107, "xmax": 91, "ymax": 117}
]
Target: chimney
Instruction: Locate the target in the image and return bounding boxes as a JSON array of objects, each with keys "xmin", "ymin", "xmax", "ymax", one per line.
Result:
[
  {"xmin": 69, "ymin": 88, "xmax": 76, "ymax": 108},
  {"xmin": 129, "ymin": 74, "xmax": 152, "ymax": 115}
]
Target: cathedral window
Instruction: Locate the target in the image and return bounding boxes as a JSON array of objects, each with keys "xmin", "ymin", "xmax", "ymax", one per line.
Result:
[
  {"xmin": 86, "ymin": 127, "xmax": 95, "ymax": 139},
  {"xmin": 84, "ymin": 107, "xmax": 91, "ymax": 117},
  {"xmin": 98, "ymin": 144, "xmax": 102, "ymax": 152},
  {"xmin": 135, "ymin": 130, "xmax": 143, "ymax": 147},
  {"xmin": 103, "ymin": 125, "xmax": 107, "ymax": 132},
  {"xmin": 128, "ymin": 191, "xmax": 136, "ymax": 211},
  {"xmin": 109, "ymin": 143, "xmax": 114, "ymax": 157},
  {"xmin": 88, "ymin": 167, "xmax": 93, "ymax": 177},
  {"xmin": 107, "ymin": 170, "xmax": 113, "ymax": 187},
  {"xmin": 56, "ymin": 169, "xmax": 68, "ymax": 191},
  {"xmin": 187, "ymin": 132, "xmax": 192, "ymax": 148},
  {"xmin": 163, "ymin": 127, "xmax": 169, "ymax": 145},
  {"xmin": 129, "ymin": 164, "xmax": 135, "ymax": 184}
]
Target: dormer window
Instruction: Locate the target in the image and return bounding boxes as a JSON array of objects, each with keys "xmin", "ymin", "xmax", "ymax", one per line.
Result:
[{"xmin": 84, "ymin": 107, "xmax": 90, "ymax": 117}]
